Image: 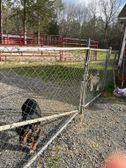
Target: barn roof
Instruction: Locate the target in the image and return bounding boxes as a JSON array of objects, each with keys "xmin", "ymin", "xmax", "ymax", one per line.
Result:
[{"xmin": 118, "ymin": 4, "xmax": 126, "ymax": 20}]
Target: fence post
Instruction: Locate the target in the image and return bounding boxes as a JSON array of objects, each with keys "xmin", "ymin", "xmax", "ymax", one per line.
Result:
[
  {"xmin": 19, "ymin": 34, "xmax": 22, "ymax": 46},
  {"xmin": 79, "ymin": 38, "xmax": 91, "ymax": 113},
  {"xmin": 59, "ymin": 36, "xmax": 64, "ymax": 61},
  {"xmin": 113, "ymin": 52, "xmax": 118, "ymax": 89},
  {"xmin": 102, "ymin": 47, "xmax": 112, "ymax": 91}
]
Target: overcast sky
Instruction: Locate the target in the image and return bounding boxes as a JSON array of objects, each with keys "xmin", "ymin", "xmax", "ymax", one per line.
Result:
[
  {"xmin": 63, "ymin": 0, "xmax": 125, "ymax": 7},
  {"xmin": 63, "ymin": 0, "xmax": 94, "ymax": 6}
]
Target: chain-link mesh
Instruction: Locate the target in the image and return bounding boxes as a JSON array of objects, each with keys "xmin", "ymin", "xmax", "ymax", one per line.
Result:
[
  {"xmin": 85, "ymin": 49, "xmax": 110, "ymax": 103},
  {"xmin": 0, "ymin": 46, "xmax": 110, "ymax": 168}
]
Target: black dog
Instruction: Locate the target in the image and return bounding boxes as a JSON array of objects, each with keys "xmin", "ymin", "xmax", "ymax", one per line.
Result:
[{"xmin": 16, "ymin": 99, "xmax": 41, "ymax": 153}]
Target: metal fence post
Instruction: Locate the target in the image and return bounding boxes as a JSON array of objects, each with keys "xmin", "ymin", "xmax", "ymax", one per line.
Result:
[
  {"xmin": 79, "ymin": 38, "xmax": 91, "ymax": 113},
  {"xmin": 113, "ymin": 52, "xmax": 118, "ymax": 89},
  {"xmin": 102, "ymin": 47, "xmax": 112, "ymax": 91}
]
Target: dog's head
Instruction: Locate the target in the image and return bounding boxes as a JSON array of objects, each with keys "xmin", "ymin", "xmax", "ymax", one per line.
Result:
[{"xmin": 21, "ymin": 99, "xmax": 41, "ymax": 120}]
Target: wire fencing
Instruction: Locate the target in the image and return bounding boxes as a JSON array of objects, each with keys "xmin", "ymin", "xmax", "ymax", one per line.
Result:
[{"xmin": 0, "ymin": 46, "xmax": 111, "ymax": 168}]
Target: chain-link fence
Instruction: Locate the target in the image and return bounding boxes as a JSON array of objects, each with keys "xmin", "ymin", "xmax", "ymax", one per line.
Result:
[{"xmin": 0, "ymin": 46, "xmax": 111, "ymax": 168}]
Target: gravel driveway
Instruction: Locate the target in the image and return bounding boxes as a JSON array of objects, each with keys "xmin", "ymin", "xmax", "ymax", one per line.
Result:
[
  {"xmin": 0, "ymin": 69, "xmax": 123, "ymax": 168},
  {"xmin": 38, "ymin": 96, "xmax": 126, "ymax": 168}
]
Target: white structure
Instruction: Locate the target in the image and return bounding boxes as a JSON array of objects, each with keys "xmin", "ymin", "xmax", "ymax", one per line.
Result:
[{"xmin": 118, "ymin": 4, "xmax": 126, "ymax": 67}]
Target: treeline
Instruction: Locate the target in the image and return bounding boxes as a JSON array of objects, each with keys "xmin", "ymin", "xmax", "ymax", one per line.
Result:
[{"xmin": 1, "ymin": 0, "xmax": 124, "ymax": 49}]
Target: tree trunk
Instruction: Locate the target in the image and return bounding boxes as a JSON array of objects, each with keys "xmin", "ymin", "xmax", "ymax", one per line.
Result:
[
  {"xmin": 38, "ymin": 16, "xmax": 41, "ymax": 45},
  {"xmin": 104, "ymin": 23, "xmax": 109, "ymax": 48},
  {"xmin": 23, "ymin": 0, "xmax": 27, "ymax": 45},
  {"xmin": 37, "ymin": 0, "xmax": 41, "ymax": 45},
  {"xmin": 0, "ymin": 0, "xmax": 3, "ymax": 44},
  {"xmin": 6, "ymin": 7, "xmax": 9, "ymax": 34}
]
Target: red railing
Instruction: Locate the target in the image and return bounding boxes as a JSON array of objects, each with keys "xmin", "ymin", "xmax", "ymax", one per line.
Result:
[{"xmin": 0, "ymin": 33, "xmax": 98, "ymax": 48}]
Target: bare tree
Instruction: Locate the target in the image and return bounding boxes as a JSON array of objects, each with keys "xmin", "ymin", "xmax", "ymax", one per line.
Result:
[
  {"xmin": 88, "ymin": 0, "xmax": 99, "ymax": 39},
  {"xmin": 59, "ymin": 3, "xmax": 89, "ymax": 37},
  {"xmin": 54, "ymin": 0, "xmax": 64, "ymax": 23},
  {"xmin": 99, "ymin": 0, "xmax": 122, "ymax": 46}
]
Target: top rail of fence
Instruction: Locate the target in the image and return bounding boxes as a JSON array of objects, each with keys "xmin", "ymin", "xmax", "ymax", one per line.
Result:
[{"xmin": 0, "ymin": 46, "xmax": 111, "ymax": 53}]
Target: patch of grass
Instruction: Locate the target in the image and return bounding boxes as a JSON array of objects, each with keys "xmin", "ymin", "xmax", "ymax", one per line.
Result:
[
  {"xmin": 107, "ymin": 83, "xmax": 114, "ymax": 92},
  {"xmin": 104, "ymin": 82, "xmax": 114, "ymax": 97},
  {"xmin": 90, "ymin": 63, "xmax": 105, "ymax": 71},
  {"xmin": 0, "ymin": 62, "xmax": 105, "ymax": 83},
  {"xmin": 13, "ymin": 64, "xmax": 84, "ymax": 84},
  {"xmin": 0, "ymin": 62, "xmax": 44, "ymax": 70},
  {"xmin": 97, "ymin": 51, "xmax": 106, "ymax": 61},
  {"xmin": 0, "ymin": 61, "xmax": 110, "ymax": 85},
  {"xmin": 96, "ymin": 51, "xmax": 116, "ymax": 61}
]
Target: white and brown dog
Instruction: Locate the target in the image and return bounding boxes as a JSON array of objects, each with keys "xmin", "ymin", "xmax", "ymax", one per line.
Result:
[{"xmin": 89, "ymin": 72, "xmax": 101, "ymax": 92}]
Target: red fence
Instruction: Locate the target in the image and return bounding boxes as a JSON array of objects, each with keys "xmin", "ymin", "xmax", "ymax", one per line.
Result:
[{"xmin": 0, "ymin": 33, "xmax": 98, "ymax": 48}]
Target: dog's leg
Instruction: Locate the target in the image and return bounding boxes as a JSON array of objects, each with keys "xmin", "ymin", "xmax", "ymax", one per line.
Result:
[
  {"xmin": 90, "ymin": 82, "xmax": 94, "ymax": 92},
  {"xmin": 96, "ymin": 84, "xmax": 100, "ymax": 91},
  {"xmin": 19, "ymin": 136, "xmax": 24, "ymax": 152},
  {"xmin": 22, "ymin": 129, "xmax": 32, "ymax": 145},
  {"xmin": 30, "ymin": 128, "xmax": 41, "ymax": 153},
  {"xmin": 30, "ymin": 142, "xmax": 38, "ymax": 153}
]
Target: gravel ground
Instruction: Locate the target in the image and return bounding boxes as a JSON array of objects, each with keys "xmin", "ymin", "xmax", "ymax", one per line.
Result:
[
  {"xmin": 0, "ymin": 69, "xmax": 79, "ymax": 119},
  {"xmin": 0, "ymin": 69, "xmax": 122, "ymax": 168},
  {"xmin": 37, "ymin": 96, "xmax": 126, "ymax": 168},
  {"xmin": 0, "ymin": 69, "xmax": 79, "ymax": 168}
]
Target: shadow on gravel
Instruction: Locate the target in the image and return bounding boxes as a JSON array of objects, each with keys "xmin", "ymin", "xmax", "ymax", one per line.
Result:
[{"xmin": 0, "ymin": 130, "xmax": 21, "ymax": 152}]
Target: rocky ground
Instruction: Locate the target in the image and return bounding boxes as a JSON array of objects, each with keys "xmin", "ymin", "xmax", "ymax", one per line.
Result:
[
  {"xmin": 0, "ymin": 70, "xmax": 78, "ymax": 168},
  {"xmin": 1, "ymin": 69, "xmax": 125, "ymax": 168},
  {"xmin": 37, "ymin": 96, "xmax": 126, "ymax": 168}
]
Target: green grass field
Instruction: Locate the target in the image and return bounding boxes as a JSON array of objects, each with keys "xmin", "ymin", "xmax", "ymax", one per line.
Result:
[
  {"xmin": 0, "ymin": 49, "xmax": 116, "ymax": 95},
  {"xmin": 0, "ymin": 61, "xmax": 113, "ymax": 87},
  {"xmin": 0, "ymin": 50, "xmax": 115, "ymax": 87},
  {"xmin": 0, "ymin": 62, "xmax": 84, "ymax": 84}
]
